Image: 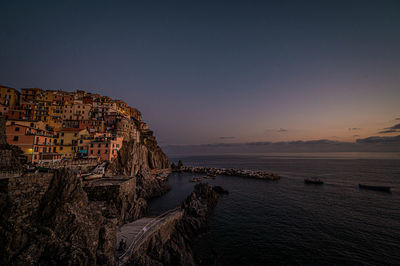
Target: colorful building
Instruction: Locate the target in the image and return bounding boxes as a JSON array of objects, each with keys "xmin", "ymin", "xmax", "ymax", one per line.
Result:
[
  {"xmin": 6, "ymin": 123, "xmax": 60, "ymax": 163},
  {"xmin": 88, "ymin": 136, "xmax": 123, "ymax": 161},
  {"xmin": 0, "ymin": 85, "xmax": 20, "ymax": 107}
]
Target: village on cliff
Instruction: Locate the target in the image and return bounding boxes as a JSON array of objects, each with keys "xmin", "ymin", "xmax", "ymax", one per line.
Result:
[{"xmin": 0, "ymin": 85, "xmax": 154, "ymax": 165}]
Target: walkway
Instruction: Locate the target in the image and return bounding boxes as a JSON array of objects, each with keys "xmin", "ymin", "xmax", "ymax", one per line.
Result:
[{"xmin": 116, "ymin": 207, "xmax": 182, "ymax": 265}]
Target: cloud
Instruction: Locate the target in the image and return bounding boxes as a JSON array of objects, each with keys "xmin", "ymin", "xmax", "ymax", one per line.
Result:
[
  {"xmin": 356, "ymin": 135, "xmax": 400, "ymax": 144},
  {"xmin": 378, "ymin": 123, "xmax": 400, "ymax": 134},
  {"xmin": 348, "ymin": 127, "xmax": 361, "ymax": 131},
  {"xmin": 163, "ymin": 135, "xmax": 400, "ymax": 155},
  {"xmin": 219, "ymin": 136, "xmax": 236, "ymax": 140},
  {"xmin": 264, "ymin": 128, "xmax": 289, "ymax": 134}
]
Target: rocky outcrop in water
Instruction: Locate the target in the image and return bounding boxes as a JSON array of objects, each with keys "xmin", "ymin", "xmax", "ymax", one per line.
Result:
[
  {"xmin": 136, "ymin": 171, "xmax": 171, "ymax": 200},
  {"xmin": 179, "ymin": 165, "xmax": 281, "ymax": 180},
  {"xmin": 128, "ymin": 183, "xmax": 219, "ymax": 266}
]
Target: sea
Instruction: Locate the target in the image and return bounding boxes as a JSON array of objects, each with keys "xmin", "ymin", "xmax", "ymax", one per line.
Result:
[{"xmin": 149, "ymin": 152, "xmax": 400, "ymax": 266}]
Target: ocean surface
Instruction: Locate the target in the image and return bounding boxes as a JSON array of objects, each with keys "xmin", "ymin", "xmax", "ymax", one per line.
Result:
[{"xmin": 149, "ymin": 152, "xmax": 400, "ymax": 265}]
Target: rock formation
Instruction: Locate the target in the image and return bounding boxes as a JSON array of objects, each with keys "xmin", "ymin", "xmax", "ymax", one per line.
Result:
[
  {"xmin": 127, "ymin": 183, "xmax": 219, "ymax": 266},
  {"xmin": 109, "ymin": 136, "xmax": 170, "ymax": 177},
  {"xmin": 0, "ymin": 170, "xmax": 117, "ymax": 265}
]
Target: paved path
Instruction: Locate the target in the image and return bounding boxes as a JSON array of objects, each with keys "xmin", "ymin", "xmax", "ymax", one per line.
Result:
[{"xmin": 116, "ymin": 208, "xmax": 181, "ymax": 265}]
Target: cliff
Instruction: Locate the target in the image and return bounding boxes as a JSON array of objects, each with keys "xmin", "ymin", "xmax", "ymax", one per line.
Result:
[
  {"xmin": 0, "ymin": 170, "xmax": 117, "ymax": 265},
  {"xmin": 109, "ymin": 136, "xmax": 170, "ymax": 177}
]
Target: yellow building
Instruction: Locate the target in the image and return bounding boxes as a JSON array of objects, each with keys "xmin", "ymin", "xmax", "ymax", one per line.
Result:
[
  {"xmin": 55, "ymin": 128, "xmax": 90, "ymax": 159},
  {"xmin": 0, "ymin": 85, "xmax": 20, "ymax": 107},
  {"xmin": 48, "ymin": 102, "xmax": 63, "ymax": 130}
]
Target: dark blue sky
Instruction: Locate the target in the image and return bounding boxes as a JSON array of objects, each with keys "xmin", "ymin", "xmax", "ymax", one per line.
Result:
[{"xmin": 1, "ymin": 0, "xmax": 399, "ymax": 144}]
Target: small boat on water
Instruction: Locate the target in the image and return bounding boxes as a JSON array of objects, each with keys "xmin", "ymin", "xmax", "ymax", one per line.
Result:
[
  {"xmin": 304, "ymin": 178, "xmax": 324, "ymax": 185},
  {"xmin": 190, "ymin": 177, "xmax": 202, "ymax": 182},
  {"xmin": 359, "ymin": 184, "xmax": 391, "ymax": 193}
]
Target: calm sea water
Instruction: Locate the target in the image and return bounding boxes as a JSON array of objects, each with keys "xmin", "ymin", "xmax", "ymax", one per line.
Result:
[{"xmin": 149, "ymin": 153, "xmax": 400, "ymax": 265}]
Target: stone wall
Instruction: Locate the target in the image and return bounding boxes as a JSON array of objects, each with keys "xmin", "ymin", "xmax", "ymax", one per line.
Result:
[
  {"xmin": 4, "ymin": 173, "xmax": 53, "ymax": 224},
  {"xmin": 84, "ymin": 177, "xmax": 136, "ymax": 203}
]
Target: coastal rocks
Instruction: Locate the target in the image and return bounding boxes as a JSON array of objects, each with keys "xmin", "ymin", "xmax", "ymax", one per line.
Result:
[
  {"xmin": 127, "ymin": 183, "xmax": 219, "ymax": 266},
  {"xmin": 213, "ymin": 185, "xmax": 229, "ymax": 194},
  {"xmin": 84, "ymin": 177, "xmax": 149, "ymax": 225},
  {"xmin": 0, "ymin": 170, "xmax": 117, "ymax": 265},
  {"xmin": 179, "ymin": 166, "xmax": 281, "ymax": 180},
  {"xmin": 136, "ymin": 171, "xmax": 171, "ymax": 200}
]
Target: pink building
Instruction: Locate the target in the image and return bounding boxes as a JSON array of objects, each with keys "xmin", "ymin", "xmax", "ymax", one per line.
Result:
[{"xmin": 88, "ymin": 136, "xmax": 123, "ymax": 161}]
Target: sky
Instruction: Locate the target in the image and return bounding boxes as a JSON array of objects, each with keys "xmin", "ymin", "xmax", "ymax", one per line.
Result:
[{"xmin": 1, "ymin": 0, "xmax": 400, "ymax": 145}]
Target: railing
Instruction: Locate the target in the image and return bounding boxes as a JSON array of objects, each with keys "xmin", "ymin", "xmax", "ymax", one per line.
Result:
[{"xmin": 118, "ymin": 207, "xmax": 181, "ymax": 265}]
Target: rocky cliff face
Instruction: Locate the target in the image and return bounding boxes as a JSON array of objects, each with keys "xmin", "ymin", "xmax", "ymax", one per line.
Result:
[
  {"xmin": 0, "ymin": 170, "xmax": 117, "ymax": 265},
  {"xmin": 129, "ymin": 183, "xmax": 219, "ymax": 266},
  {"xmin": 109, "ymin": 136, "xmax": 170, "ymax": 177}
]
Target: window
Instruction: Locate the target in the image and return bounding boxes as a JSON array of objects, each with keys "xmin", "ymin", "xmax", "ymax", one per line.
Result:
[
  {"xmin": 97, "ymin": 150, "xmax": 100, "ymax": 155},
  {"xmin": 60, "ymin": 146, "xmax": 63, "ymax": 150},
  {"xmin": 43, "ymin": 147, "xmax": 47, "ymax": 153},
  {"xmin": 61, "ymin": 132, "xmax": 64, "ymax": 136},
  {"xmin": 90, "ymin": 143, "xmax": 93, "ymax": 148},
  {"xmin": 34, "ymin": 155, "xmax": 37, "ymax": 160},
  {"xmin": 98, "ymin": 143, "xmax": 101, "ymax": 148},
  {"xmin": 90, "ymin": 150, "xmax": 93, "ymax": 154},
  {"xmin": 30, "ymin": 123, "xmax": 34, "ymax": 127},
  {"xmin": 53, "ymin": 147, "xmax": 56, "ymax": 152},
  {"xmin": 13, "ymin": 136, "xmax": 18, "ymax": 141},
  {"xmin": 80, "ymin": 140, "xmax": 83, "ymax": 144},
  {"xmin": 15, "ymin": 127, "xmax": 19, "ymax": 132},
  {"xmin": 105, "ymin": 150, "xmax": 108, "ymax": 154},
  {"xmin": 105, "ymin": 143, "xmax": 108, "ymax": 147},
  {"xmin": 60, "ymin": 139, "xmax": 64, "ymax": 145},
  {"xmin": 35, "ymin": 147, "xmax": 38, "ymax": 152}
]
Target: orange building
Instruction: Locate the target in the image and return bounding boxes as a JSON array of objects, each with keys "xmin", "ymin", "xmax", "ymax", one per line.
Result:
[{"xmin": 6, "ymin": 124, "xmax": 60, "ymax": 163}]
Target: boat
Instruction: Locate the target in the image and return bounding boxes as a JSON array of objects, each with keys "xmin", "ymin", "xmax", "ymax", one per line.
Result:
[
  {"xmin": 359, "ymin": 184, "xmax": 391, "ymax": 192},
  {"xmin": 190, "ymin": 177, "xmax": 202, "ymax": 182},
  {"xmin": 304, "ymin": 178, "xmax": 324, "ymax": 185}
]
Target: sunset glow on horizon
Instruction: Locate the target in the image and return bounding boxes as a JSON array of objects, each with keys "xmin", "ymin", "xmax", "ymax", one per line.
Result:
[{"xmin": 1, "ymin": 0, "xmax": 399, "ymax": 145}]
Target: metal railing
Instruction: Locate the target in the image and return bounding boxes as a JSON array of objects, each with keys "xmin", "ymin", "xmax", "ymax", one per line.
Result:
[{"xmin": 118, "ymin": 207, "xmax": 181, "ymax": 265}]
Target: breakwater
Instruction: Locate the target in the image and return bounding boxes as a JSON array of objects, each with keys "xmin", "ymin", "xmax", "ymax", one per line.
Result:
[{"xmin": 177, "ymin": 166, "xmax": 280, "ymax": 180}]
